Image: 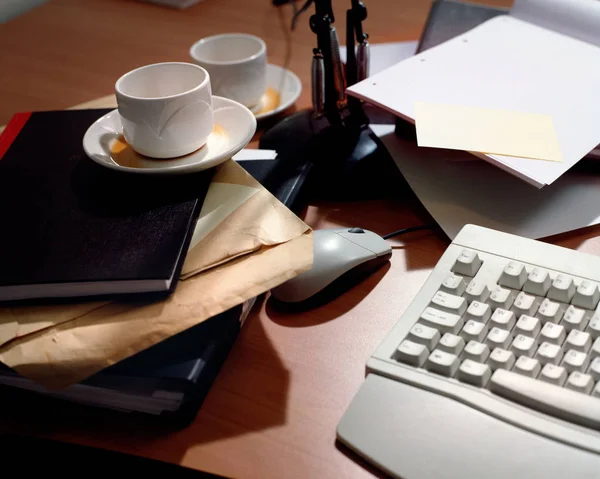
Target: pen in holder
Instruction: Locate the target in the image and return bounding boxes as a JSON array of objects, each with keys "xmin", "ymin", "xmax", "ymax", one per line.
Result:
[{"xmin": 260, "ymin": 0, "xmax": 404, "ymax": 201}]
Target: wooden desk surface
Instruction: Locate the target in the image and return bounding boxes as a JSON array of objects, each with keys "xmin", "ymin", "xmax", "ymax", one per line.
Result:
[{"xmin": 6, "ymin": 0, "xmax": 600, "ymax": 478}]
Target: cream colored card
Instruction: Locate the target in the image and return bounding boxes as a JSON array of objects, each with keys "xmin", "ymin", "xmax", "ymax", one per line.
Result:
[{"xmin": 414, "ymin": 102, "xmax": 563, "ymax": 162}]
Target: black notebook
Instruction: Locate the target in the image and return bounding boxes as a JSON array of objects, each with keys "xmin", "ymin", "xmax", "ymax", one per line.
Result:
[{"xmin": 0, "ymin": 109, "xmax": 211, "ymax": 301}]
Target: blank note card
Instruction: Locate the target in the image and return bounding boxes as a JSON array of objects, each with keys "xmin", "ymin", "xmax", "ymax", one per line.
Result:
[{"xmin": 414, "ymin": 102, "xmax": 563, "ymax": 162}]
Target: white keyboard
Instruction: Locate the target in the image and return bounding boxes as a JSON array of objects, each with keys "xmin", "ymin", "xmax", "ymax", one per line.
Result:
[{"xmin": 338, "ymin": 225, "xmax": 600, "ymax": 478}]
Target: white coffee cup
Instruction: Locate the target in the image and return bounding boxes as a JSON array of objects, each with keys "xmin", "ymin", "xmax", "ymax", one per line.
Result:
[
  {"xmin": 115, "ymin": 62, "xmax": 213, "ymax": 158},
  {"xmin": 189, "ymin": 33, "xmax": 267, "ymax": 109}
]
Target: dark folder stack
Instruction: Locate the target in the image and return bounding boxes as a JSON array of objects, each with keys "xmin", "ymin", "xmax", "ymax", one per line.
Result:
[{"xmin": 0, "ymin": 108, "xmax": 308, "ymax": 423}]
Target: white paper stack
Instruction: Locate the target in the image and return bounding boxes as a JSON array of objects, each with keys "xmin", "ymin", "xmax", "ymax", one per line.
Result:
[
  {"xmin": 346, "ymin": 40, "xmax": 600, "ymax": 240},
  {"xmin": 348, "ymin": 0, "xmax": 600, "ymax": 188}
]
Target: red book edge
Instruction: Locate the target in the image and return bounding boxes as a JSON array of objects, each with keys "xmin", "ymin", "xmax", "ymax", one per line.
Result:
[{"xmin": 0, "ymin": 112, "xmax": 32, "ymax": 161}]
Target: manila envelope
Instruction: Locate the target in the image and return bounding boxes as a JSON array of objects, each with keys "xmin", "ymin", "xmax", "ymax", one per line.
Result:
[{"xmin": 0, "ymin": 160, "xmax": 313, "ymax": 389}]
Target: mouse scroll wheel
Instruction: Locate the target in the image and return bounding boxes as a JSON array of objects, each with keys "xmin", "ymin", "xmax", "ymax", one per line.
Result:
[{"xmin": 348, "ymin": 227, "xmax": 365, "ymax": 233}]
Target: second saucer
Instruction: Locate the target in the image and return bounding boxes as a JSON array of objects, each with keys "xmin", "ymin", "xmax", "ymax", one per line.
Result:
[{"xmin": 251, "ymin": 64, "xmax": 302, "ymax": 121}]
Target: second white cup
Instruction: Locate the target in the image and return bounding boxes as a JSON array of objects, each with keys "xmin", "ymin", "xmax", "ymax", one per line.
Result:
[
  {"xmin": 190, "ymin": 33, "xmax": 267, "ymax": 109},
  {"xmin": 115, "ymin": 62, "xmax": 213, "ymax": 159}
]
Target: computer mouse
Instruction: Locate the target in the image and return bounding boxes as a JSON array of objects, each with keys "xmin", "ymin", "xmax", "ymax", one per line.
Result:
[{"xmin": 271, "ymin": 227, "xmax": 392, "ymax": 305}]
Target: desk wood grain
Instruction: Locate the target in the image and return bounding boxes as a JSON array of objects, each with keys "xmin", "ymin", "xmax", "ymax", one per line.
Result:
[{"xmin": 8, "ymin": 1, "xmax": 600, "ymax": 479}]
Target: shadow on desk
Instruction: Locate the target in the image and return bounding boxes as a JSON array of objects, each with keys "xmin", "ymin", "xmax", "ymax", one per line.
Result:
[
  {"xmin": 0, "ymin": 311, "xmax": 291, "ymax": 464},
  {"xmin": 2, "ymin": 433, "xmax": 227, "ymax": 478},
  {"xmin": 265, "ymin": 262, "xmax": 391, "ymax": 327}
]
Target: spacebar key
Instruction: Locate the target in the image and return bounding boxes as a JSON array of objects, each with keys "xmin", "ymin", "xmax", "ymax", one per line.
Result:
[{"xmin": 489, "ymin": 369, "xmax": 600, "ymax": 430}]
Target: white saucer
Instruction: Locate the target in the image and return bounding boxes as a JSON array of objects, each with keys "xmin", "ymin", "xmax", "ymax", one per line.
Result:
[
  {"xmin": 82, "ymin": 96, "xmax": 256, "ymax": 175},
  {"xmin": 250, "ymin": 64, "xmax": 302, "ymax": 120}
]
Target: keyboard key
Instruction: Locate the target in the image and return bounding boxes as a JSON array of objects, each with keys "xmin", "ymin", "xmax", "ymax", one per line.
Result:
[
  {"xmin": 490, "ymin": 369, "xmax": 600, "ymax": 430},
  {"xmin": 511, "ymin": 292, "xmax": 540, "ymax": 318},
  {"xmin": 539, "ymin": 363, "xmax": 568, "ymax": 386},
  {"xmin": 591, "ymin": 338, "xmax": 600, "ymax": 359},
  {"xmin": 561, "ymin": 349, "xmax": 590, "ymax": 373},
  {"xmin": 438, "ymin": 333, "xmax": 466, "ymax": 356},
  {"xmin": 462, "ymin": 340, "xmax": 490, "ymax": 363},
  {"xmin": 499, "ymin": 261, "xmax": 527, "ymax": 290},
  {"xmin": 587, "ymin": 357, "xmax": 600, "ymax": 381},
  {"xmin": 486, "ymin": 327, "xmax": 513, "ymax": 349},
  {"xmin": 572, "ymin": 280, "xmax": 600, "ymax": 310},
  {"xmin": 458, "ymin": 359, "xmax": 492, "ymax": 387},
  {"xmin": 464, "ymin": 301, "xmax": 491, "ymax": 323},
  {"xmin": 430, "ymin": 291, "xmax": 467, "ymax": 316},
  {"xmin": 464, "ymin": 280, "xmax": 490, "ymax": 303},
  {"xmin": 489, "ymin": 308, "xmax": 516, "ymax": 331},
  {"xmin": 535, "ymin": 342, "xmax": 563, "ymax": 365},
  {"xmin": 523, "ymin": 267, "xmax": 551, "ymax": 296},
  {"xmin": 408, "ymin": 323, "xmax": 441, "ymax": 351},
  {"xmin": 547, "ymin": 274, "xmax": 576, "ymax": 303},
  {"xmin": 452, "ymin": 249, "xmax": 482, "ymax": 277},
  {"xmin": 513, "ymin": 356, "xmax": 541, "ymax": 377},
  {"xmin": 425, "ymin": 349, "xmax": 460, "ymax": 377},
  {"xmin": 594, "ymin": 382, "xmax": 600, "ymax": 398},
  {"xmin": 539, "ymin": 322, "xmax": 566, "ymax": 345},
  {"xmin": 488, "ymin": 348, "xmax": 516, "ymax": 371},
  {"xmin": 565, "ymin": 329, "xmax": 592, "ymax": 353},
  {"xmin": 587, "ymin": 313, "xmax": 600, "ymax": 339},
  {"xmin": 460, "ymin": 320, "xmax": 488, "ymax": 342},
  {"xmin": 488, "ymin": 286, "xmax": 516, "ymax": 310},
  {"xmin": 514, "ymin": 315, "xmax": 541, "ymax": 338},
  {"xmin": 536, "ymin": 298, "xmax": 565, "ymax": 324},
  {"xmin": 440, "ymin": 273, "xmax": 467, "ymax": 296},
  {"xmin": 561, "ymin": 305, "xmax": 589, "ymax": 332},
  {"xmin": 510, "ymin": 334, "xmax": 537, "ymax": 357},
  {"xmin": 565, "ymin": 372, "xmax": 594, "ymax": 394},
  {"xmin": 396, "ymin": 340, "xmax": 429, "ymax": 367},
  {"xmin": 419, "ymin": 308, "xmax": 464, "ymax": 335}
]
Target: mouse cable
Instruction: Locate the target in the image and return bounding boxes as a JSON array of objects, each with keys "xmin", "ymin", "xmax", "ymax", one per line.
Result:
[{"xmin": 382, "ymin": 224, "xmax": 437, "ymax": 240}]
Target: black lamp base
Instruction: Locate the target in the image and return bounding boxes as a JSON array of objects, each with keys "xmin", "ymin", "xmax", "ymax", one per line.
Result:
[{"xmin": 259, "ymin": 109, "xmax": 404, "ymax": 201}]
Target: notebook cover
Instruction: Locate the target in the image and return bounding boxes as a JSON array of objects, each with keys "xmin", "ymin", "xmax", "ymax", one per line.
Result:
[{"xmin": 0, "ymin": 109, "xmax": 212, "ymax": 299}]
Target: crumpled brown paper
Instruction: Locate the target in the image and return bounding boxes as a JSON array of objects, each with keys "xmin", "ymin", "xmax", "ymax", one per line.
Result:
[
  {"xmin": 0, "ymin": 159, "xmax": 313, "ymax": 389},
  {"xmin": 182, "ymin": 157, "xmax": 309, "ymax": 278}
]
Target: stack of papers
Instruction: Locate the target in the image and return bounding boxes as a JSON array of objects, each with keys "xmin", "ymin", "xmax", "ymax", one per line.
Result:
[
  {"xmin": 349, "ymin": 40, "xmax": 600, "ymax": 240},
  {"xmin": 373, "ymin": 123, "xmax": 600, "ymax": 240},
  {"xmin": 348, "ymin": 0, "xmax": 600, "ymax": 188}
]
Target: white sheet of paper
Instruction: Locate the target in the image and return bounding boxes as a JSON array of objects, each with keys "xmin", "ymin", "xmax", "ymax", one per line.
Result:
[
  {"xmin": 339, "ymin": 41, "xmax": 418, "ymax": 76},
  {"xmin": 232, "ymin": 149, "xmax": 277, "ymax": 161},
  {"xmin": 189, "ymin": 182, "xmax": 260, "ymax": 250},
  {"xmin": 371, "ymin": 124, "xmax": 600, "ymax": 240},
  {"xmin": 348, "ymin": 14, "xmax": 600, "ymax": 187}
]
